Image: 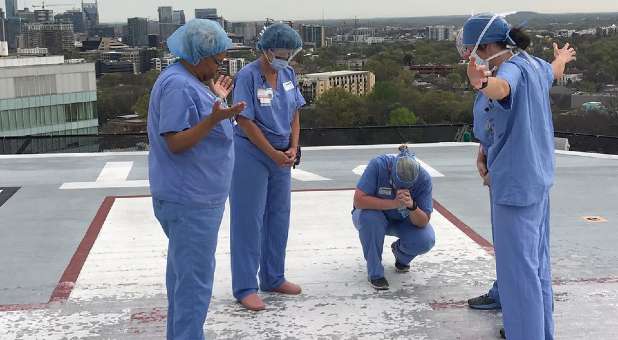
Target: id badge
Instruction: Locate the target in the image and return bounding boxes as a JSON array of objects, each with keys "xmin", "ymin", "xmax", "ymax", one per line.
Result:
[
  {"xmin": 257, "ymin": 88, "xmax": 273, "ymax": 106},
  {"xmin": 283, "ymin": 81, "xmax": 295, "ymax": 92},
  {"xmin": 378, "ymin": 187, "xmax": 392, "ymax": 197}
]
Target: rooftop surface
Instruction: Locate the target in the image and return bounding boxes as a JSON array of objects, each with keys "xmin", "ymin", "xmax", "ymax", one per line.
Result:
[
  {"xmin": 303, "ymin": 70, "xmax": 370, "ymax": 77},
  {"xmin": 0, "ymin": 143, "xmax": 617, "ymax": 339}
]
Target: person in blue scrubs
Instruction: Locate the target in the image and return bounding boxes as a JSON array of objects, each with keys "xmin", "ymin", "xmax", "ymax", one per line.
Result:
[
  {"xmin": 459, "ymin": 13, "xmax": 576, "ymax": 340},
  {"xmin": 352, "ymin": 145, "xmax": 436, "ymax": 290},
  {"xmin": 230, "ymin": 23, "xmax": 306, "ymax": 311},
  {"xmin": 147, "ymin": 19, "xmax": 246, "ymax": 340}
]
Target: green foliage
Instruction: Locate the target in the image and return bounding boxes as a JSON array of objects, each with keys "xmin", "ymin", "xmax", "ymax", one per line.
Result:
[
  {"xmin": 97, "ymin": 70, "xmax": 160, "ymax": 122},
  {"xmin": 388, "ymin": 107, "xmax": 417, "ymax": 125}
]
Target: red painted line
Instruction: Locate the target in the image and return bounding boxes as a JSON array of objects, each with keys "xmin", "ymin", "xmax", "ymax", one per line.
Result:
[
  {"xmin": 430, "ymin": 300, "xmax": 468, "ymax": 310},
  {"xmin": 0, "ymin": 303, "xmax": 47, "ymax": 312},
  {"xmin": 49, "ymin": 196, "xmax": 116, "ymax": 303},
  {"xmin": 433, "ymin": 199, "xmax": 495, "ymax": 255}
]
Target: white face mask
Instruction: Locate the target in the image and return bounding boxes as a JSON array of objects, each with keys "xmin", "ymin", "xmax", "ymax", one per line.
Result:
[{"xmin": 473, "ymin": 49, "xmax": 513, "ymax": 72}]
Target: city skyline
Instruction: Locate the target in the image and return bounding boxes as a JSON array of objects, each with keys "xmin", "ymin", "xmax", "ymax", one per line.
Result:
[{"xmin": 1, "ymin": 0, "xmax": 617, "ymax": 23}]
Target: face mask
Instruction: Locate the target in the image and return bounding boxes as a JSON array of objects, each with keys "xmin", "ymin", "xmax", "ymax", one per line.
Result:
[
  {"xmin": 270, "ymin": 58, "xmax": 289, "ymax": 71},
  {"xmin": 472, "ymin": 48, "xmax": 513, "ymax": 72}
]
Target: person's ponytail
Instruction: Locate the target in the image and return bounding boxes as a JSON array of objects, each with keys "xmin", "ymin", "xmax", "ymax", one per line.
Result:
[{"xmin": 508, "ymin": 28, "xmax": 531, "ymax": 50}]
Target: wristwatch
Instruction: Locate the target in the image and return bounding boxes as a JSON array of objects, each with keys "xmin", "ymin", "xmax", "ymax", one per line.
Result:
[{"xmin": 406, "ymin": 201, "xmax": 418, "ymax": 212}]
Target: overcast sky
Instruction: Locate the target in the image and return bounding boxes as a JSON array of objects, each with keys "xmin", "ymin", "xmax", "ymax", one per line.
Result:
[{"xmin": 2, "ymin": 0, "xmax": 617, "ymax": 22}]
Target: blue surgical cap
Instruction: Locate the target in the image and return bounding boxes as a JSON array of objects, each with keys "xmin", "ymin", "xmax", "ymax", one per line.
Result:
[
  {"xmin": 257, "ymin": 23, "xmax": 303, "ymax": 51},
  {"xmin": 462, "ymin": 13, "xmax": 512, "ymax": 47},
  {"xmin": 391, "ymin": 146, "xmax": 421, "ymax": 189},
  {"xmin": 167, "ymin": 19, "xmax": 233, "ymax": 65}
]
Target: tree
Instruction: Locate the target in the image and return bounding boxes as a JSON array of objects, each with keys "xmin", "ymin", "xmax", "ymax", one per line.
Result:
[
  {"xmin": 388, "ymin": 107, "xmax": 417, "ymax": 125},
  {"xmin": 307, "ymin": 88, "xmax": 370, "ymax": 127}
]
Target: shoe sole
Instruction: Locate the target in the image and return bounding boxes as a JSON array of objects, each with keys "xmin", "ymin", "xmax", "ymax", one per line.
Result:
[
  {"xmin": 395, "ymin": 266, "xmax": 410, "ymax": 273},
  {"xmin": 371, "ymin": 285, "xmax": 390, "ymax": 290},
  {"xmin": 468, "ymin": 303, "xmax": 501, "ymax": 310}
]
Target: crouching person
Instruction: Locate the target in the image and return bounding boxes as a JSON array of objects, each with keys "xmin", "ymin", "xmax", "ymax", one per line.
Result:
[{"xmin": 352, "ymin": 145, "xmax": 436, "ymax": 290}]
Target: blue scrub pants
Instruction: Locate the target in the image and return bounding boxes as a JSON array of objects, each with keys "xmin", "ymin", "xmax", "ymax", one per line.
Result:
[
  {"xmin": 230, "ymin": 136, "xmax": 292, "ymax": 301},
  {"xmin": 487, "ymin": 192, "xmax": 501, "ymax": 306},
  {"xmin": 352, "ymin": 209, "xmax": 435, "ymax": 280},
  {"xmin": 153, "ymin": 198, "xmax": 225, "ymax": 340},
  {"xmin": 493, "ymin": 193, "xmax": 554, "ymax": 340}
]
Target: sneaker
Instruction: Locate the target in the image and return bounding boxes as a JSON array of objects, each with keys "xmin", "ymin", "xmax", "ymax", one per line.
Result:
[
  {"xmin": 500, "ymin": 327, "xmax": 506, "ymax": 339},
  {"xmin": 391, "ymin": 242, "xmax": 410, "ymax": 273},
  {"xmin": 467, "ymin": 293, "xmax": 501, "ymax": 310},
  {"xmin": 369, "ymin": 277, "xmax": 389, "ymax": 290}
]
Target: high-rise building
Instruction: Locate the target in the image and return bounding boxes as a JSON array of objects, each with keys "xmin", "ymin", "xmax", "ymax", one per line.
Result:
[
  {"xmin": 147, "ymin": 20, "xmax": 159, "ymax": 35},
  {"xmin": 82, "ymin": 0, "xmax": 99, "ymax": 32},
  {"xmin": 172, "ymin": 10, "xmax": 185, "ymax": 26},
  {"xmin": 55, "ymin": 10, "xmax": 85, "ymax": 33},
  {"xmin": 158, "ymin": 6, "xmax": 174, "ymax": 43},
  {"xmin": 127, "ymin": 17, "xmax": 148, "ymax": 47},
  {"xmin": 5, "ymin": 0, "xmax": 17, "ymax": 18},
  {"xmin": 195, "ymin": 8, "xmax": 218, "ymax": 20},
  {"xmin": 16, "ymin": 8, "xmax": 35, "ymax": 23},
  {"xmin": 21, "ymin": 22, "xmax": 74, "ymax": 55},
  {"xmin": 34, "ymin": 9, "xmax": 54, "ymax": 23},
  {"xmin": 0, "ymin": 56, "xmax": 98, "ymax": 136},
  {"xmin": 231, "ymin": 22, "xmax": 258, "ymax": 44},
  {"xmin": 0, "ymin": 9, "xmax": 7, "ymax": 56},
  {"xmin": 300, "ymin": 25, "xmax": 326, "ymax": 48},
  {"xmin": 425, "ymin": 25, "xmax": 455, "ymax": 41}
]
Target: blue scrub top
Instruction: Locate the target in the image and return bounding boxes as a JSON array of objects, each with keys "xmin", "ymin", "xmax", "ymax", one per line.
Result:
[
  {"xmin": 147, "ymin": 62, "xmax": 235, "ymax": 206},
  {"xmin": 232, "ymin": 60, "xmax": 306, "ymax": 150},
  {"xmin": 356, "ymin": 155, "xmax": 433, "ymax": 222},
  {"xmin": 473, "ymin": 53, "xmax": 555, "ymax": 207}
]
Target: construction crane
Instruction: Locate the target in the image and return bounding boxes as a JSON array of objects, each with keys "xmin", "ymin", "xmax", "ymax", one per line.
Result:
[{"xmin": 32, "ymin": 1, "xmax": 77, "ymax": 10}]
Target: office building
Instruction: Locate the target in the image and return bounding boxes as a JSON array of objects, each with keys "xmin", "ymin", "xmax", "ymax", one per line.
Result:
[
  {"xmin": 5, "ymin": 0, "xmax": 17, "ymax": 18},
  {"xmin": 299, "ymin": 70, "xmax": 376, "ymax": 103},
  {"xmin": 221, "ymin": 58, "xmax": 246, "ymax": 76},
  {"xmin": 0, "ymin": 56, "xmax": 98, "ymax": 136},
  {"xmin": 55, "ymin": 10, "xmax": 85, "ymax": 33},
  {"xmin": 425, "ymin": 25, "xmax": 456, "ymax": 41},
  {"xmin": 127, "ymin": 17, "xmax": 148, "ymax": 47},
  {"xmin": 82, "ymin": 0, "xmax": 99, "ymax": 32},
  {"xmin": 158, "ymin": 6, "xmax": 175, "ymax": 43},
  {"xmin": 172, "ymin": 10, "xmax": 185, "ymax": 26},
  {"xmin": 34, "ymin": 9, "xmax": 53, "ymax": 23},
  {"xmin": 300, "ymin": 25, "xmax": 326, "ymax": 48},
  {"xmin": 20, "ymin": 22, "xmax": 74, "ymax": 55},
  {"xmin": 195, "ymin": 8, "xmax": 218, "ymax": 20}
]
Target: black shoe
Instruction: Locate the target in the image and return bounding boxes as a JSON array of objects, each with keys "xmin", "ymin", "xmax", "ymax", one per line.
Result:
[
  {"xmin": 369, "ymin": 277, "xmax": 389, "ymax": 290},
  {"xmin": 499, "ymin": 327, "xmax": 506, "ymax": 339},
  {"xmin": 467, "ymin": 293, "xmax": 501, "ymax": 310},
  {"xmin": 391, "ymin": 242, "xmax": 410, "ymax": 273}
]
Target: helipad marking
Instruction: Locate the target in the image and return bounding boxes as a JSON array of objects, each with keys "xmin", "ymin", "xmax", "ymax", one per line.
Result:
[
  {"xmin": 0, "ymin": 187, "xmax": 20, "ymax": 207},
  {"xmin": 291, "ymin": 168, "xmax": 331, "ymax": 181},
  {"xmin": 96, "ymin": 162, "xmax": 133, "ymax": 182},
  {"xmin": 60, "ymin": 162, "xmax": 148, "ymax": 190},
  {"xmin": 68, "ymin": 191, "xmax": 492, "ymax": 308}
]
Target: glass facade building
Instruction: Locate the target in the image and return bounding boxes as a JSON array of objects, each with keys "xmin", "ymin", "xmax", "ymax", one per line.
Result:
[{"xmin": 0, "ymin": 56, "xmax": 98, "ymax": 136}]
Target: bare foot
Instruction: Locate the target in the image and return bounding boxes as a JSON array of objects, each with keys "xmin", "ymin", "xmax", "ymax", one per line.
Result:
[
  {"xmin": 239, "ymin": 293, "xmax": 266, "ymax": 311},
  {"xmin": 271, "ymin": 281, "xmax": 302, "ymax": 295}
]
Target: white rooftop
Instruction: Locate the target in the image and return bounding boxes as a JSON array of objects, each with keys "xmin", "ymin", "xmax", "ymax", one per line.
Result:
[{"xmin": 303, "ymin": 70, "xmax": 370, "ymax": 77}]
